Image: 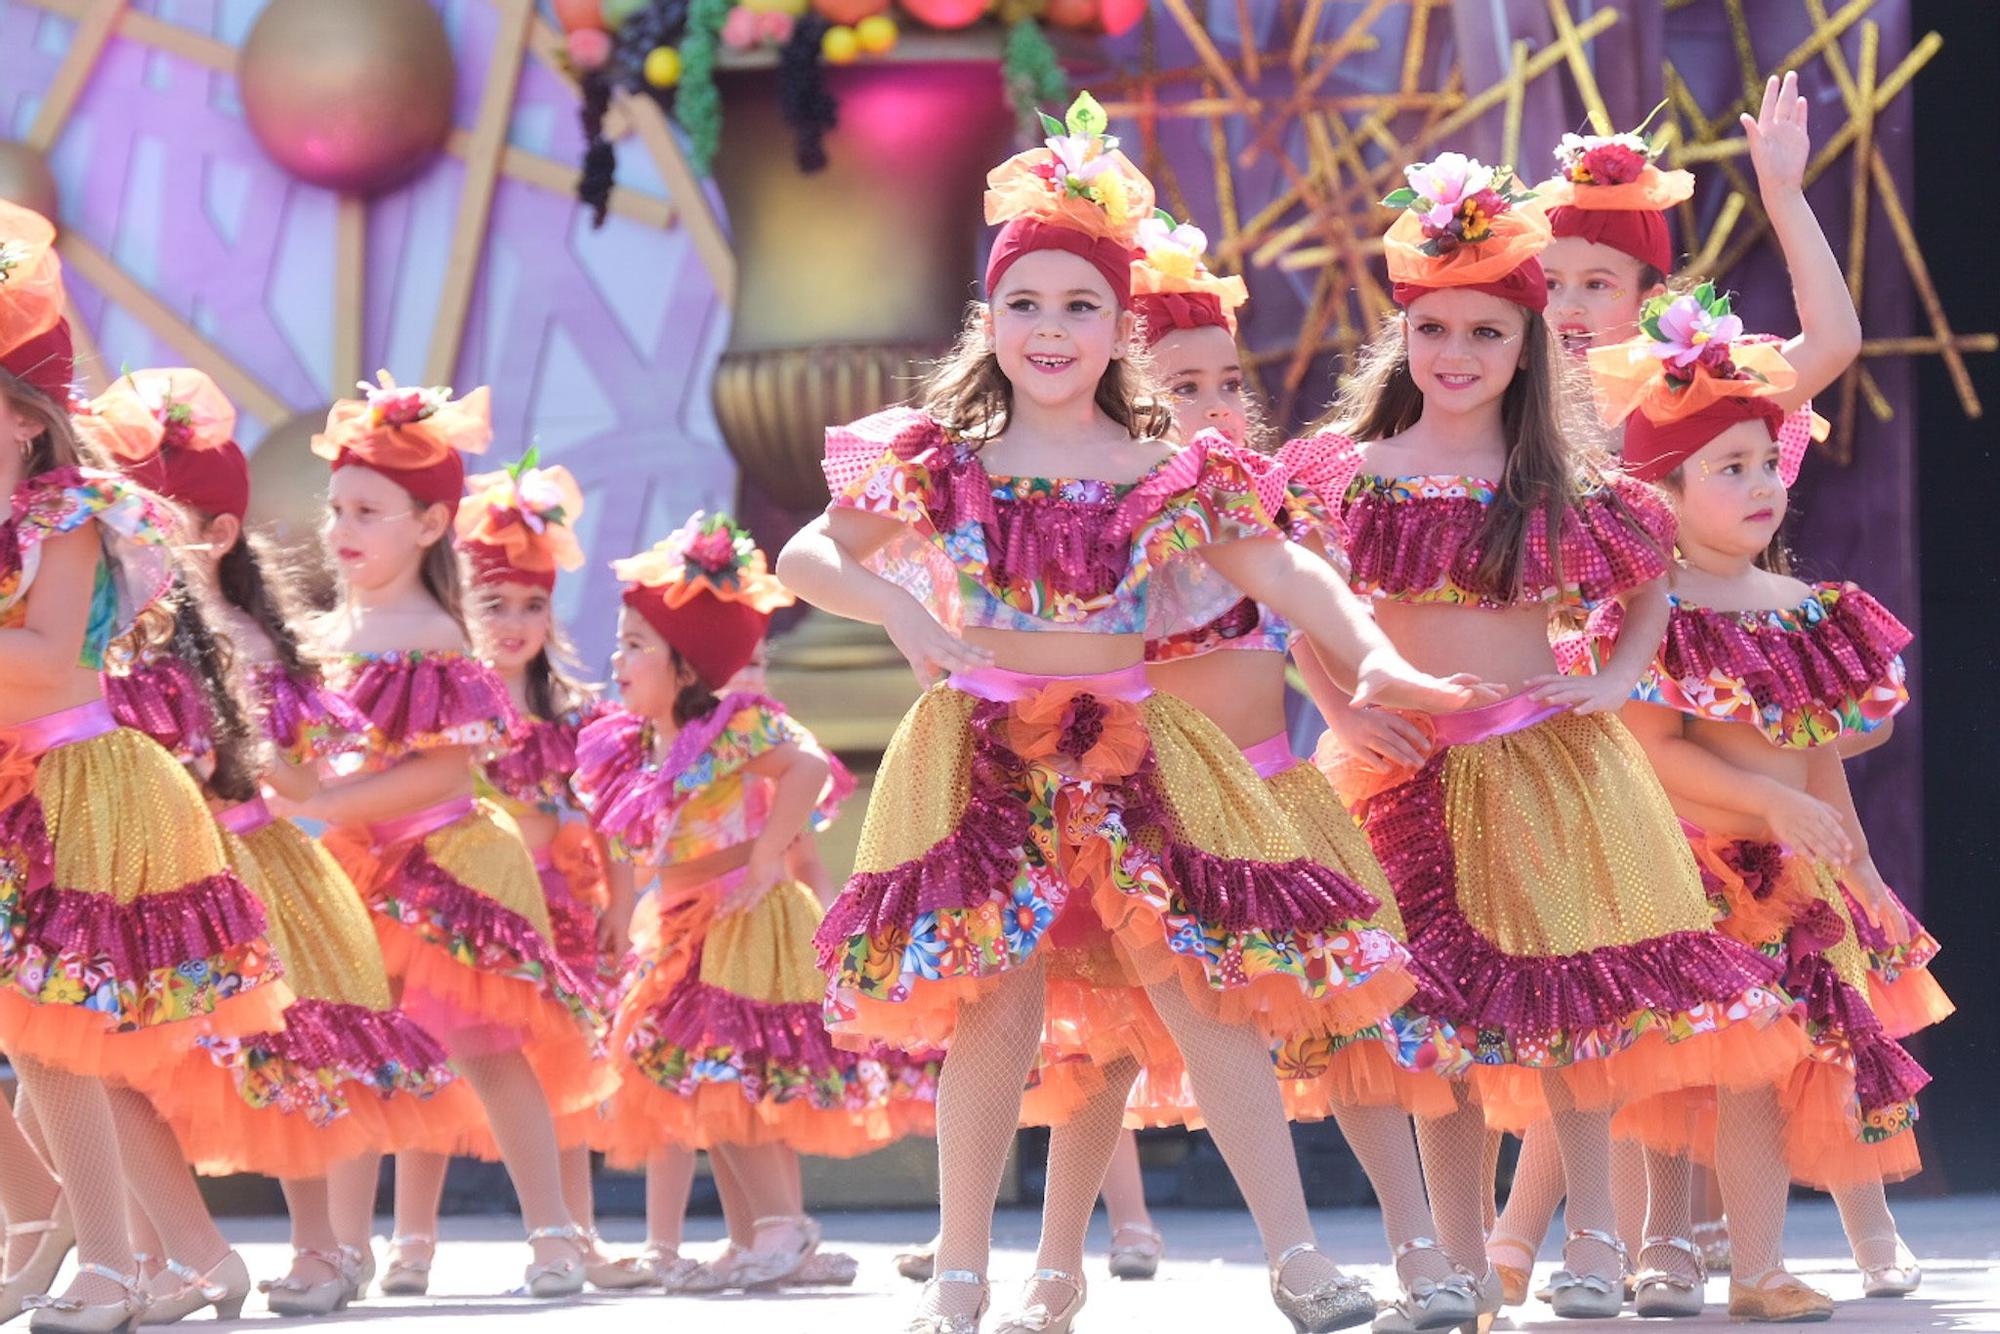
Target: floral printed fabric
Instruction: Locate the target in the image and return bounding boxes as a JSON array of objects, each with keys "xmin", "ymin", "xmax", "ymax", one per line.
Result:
[{"xmin": 1, "ymin": 467, "xmax": 173, "ymax": 669}]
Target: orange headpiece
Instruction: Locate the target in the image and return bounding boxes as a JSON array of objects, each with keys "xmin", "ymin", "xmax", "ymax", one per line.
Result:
[
  {"xmin": 1588, "ymin": 284, "xmax": 1824, "ymax": 480},
  {"xmin": 984, "ymin": 92, "xmax": 1155, "ymax": 308},
  {"xmin": 1381, "ymin": 154, "xmax": 1552, "ymax": 311},
  {"xmin": 1539, "ymin": 128, "xmax": 1696, "ymax": 274},
  {"xmin": 613, "ymin": 512, "xmax": 793, "ymax": 691},
  {"xmin": 0, "ymin": 202, "xmax": 73, "ymax": 405},
  {"xmin": 77, "ymin": 369, "xmax": 248, "ymax": 517},
  {"xmin": 1130, "ymin": 211, "xmax": 1249, "ymax": 345},
  {"xmin": 456, "ymin": 451, "xmax": 586, "ymax": 591},
  {"xmin": 311, "ymin": 371, "xmax": 491, "ymax": 515}
]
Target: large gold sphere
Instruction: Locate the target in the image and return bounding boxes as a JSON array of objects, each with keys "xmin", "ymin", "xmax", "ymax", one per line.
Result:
[
  {"xmin": 245, "ymin": 408, "xmax": 337, "ymax": 606},
  {"xmin": 0, "ymin": 141, "xmax": 60, "ymax": 223},
  {"xmin": 238, "ymin": 0, "xmax": 457, "ymax": 194}
]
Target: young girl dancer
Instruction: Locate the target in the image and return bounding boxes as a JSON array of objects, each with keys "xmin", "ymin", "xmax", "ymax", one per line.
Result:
[
  {"xmin": 1009, "ymin": 214, "xmax": 1480, "ymax": 1333},
  {"xmin": 0, "ymin": 203, "xmax": 294, "ymax": 1333},
  {"xmin": 1296, "ymin": 153, "xmax": 1826, "ymax": 1324},
  {"xmin": 87, "ymin": 368, "xmax": 481, "ymax": 1316},
  {"xmin": 1586, "ymin": 295, "xmax": 1930, "ymax": 1320},
  {"xmin": 574, "ymin": 511, "xmax": 926, "ymax": 1292},
  {"xmin": 371, "ymin": 453, "xmax": 646, "ymax": 1296},
  {"xmin": 1486, "ymin": 72, "xmax": 1864, "ymax": 1312},
  {"xmin": 779, "ymin": 94, "xmax": 1499, "ymax": 1334},
  {"xmin": 277, "ymin": 373, "xmax": 609, "ymax": 1297}
]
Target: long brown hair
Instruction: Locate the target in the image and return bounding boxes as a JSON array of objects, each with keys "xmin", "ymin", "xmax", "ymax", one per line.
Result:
[
  {"xmin": 417, "ymin": 532, "xmax": 475, "ymax": 649},
  {"xmin": 920, "ymin": 306, "xmax": 1173, "ymax": 445},
  {"xmin": 120, "ymin": 574, "xmax": 269, "ymax": 804},
  {"xmin": 524, "ymin": 615, "xmax": 597, "ymax": 721},
  {"xmin": 2, "ymin": 370, "xmax": 103, "ymax": 477},
  {"xmin": 1322, "ymin": 307, "xmax": 1643, "ymax": 600},
  {"xmin": 214, "ymin": 527, "xmax": 314, "ymax": 680}
]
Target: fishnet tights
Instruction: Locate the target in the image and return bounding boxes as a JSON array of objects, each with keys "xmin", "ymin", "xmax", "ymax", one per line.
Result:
[
  {"xmin": 454, "ymin": 1050, "xmax": 578, "ymax": 1265},
  {"xmin": 1540, "ymin": 1075, "xmax": 1621, "ymax": 1281},
  {"xmin": 1489, "ymin": 1126, "xmax": 1562, "ymax": 1273},
  {"xmin": 1831, "ymin": 1179, "xmax": 1903, "ymax": 1271},
  {"xmin": 1021, "ymin": 1056, "xmax": 1138, "ymax": 1315},
  {"xmin": 1100, "ymin": 1129, "xmax": 1152, "ymax": 1235},
  {"xmin": 0, "ymin": 1091, "xmax": 60, "ymax": 1274},
  {"xmin": 1633, "ymin": 1145, "xmax": 1696, "ymax": 1282},
  {"xmin": 390, "ymin": 1150, "xmax": 447, "ymax": 1262},
  {"xmin": 1713, "ymin": 1084, "xmax": 1794, "ymax": 1287},
  {"xmin": 561, "ymin": 1147, "xmax": 596, "ymax": 1238},
  {"xmin": 8, "ymin": 1060, "xmax": 130, "ymax": 1305},
  {"xmin": 1330, "ymin": 1103, "xmax": 1456, "ymax": 1287},
  {"xmin": 328, "ymin": 1153, "xmax": 382, "ymax": 1256},
  {"xmin": 103, "ymin": 1086, "xmax": 230, "ymax": 1283},
  {"xmin": 278, "ymin": 1177, "xmax": 343, "ymax": 1286},
  {"xmin": 1414, "ymin": 1081, "xmax": 1491, "ymax": 1277}
]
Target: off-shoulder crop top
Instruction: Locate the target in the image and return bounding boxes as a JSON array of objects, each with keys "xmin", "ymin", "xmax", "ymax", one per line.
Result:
[
  {"xmin": 573, "ymin": 695, "xmax": 845, "ymax": 869},
  {"xmin": 2, "ymin": 468, "xmax": 172, "ymax": 671},
  {"xmin": 328, "ymin": 650, "xmax": 519, "ymax": 770},
  {"xmin": 1146, "ymin": 596, "xmax": 1294, "ymax": 662},
  {"xmin": 479, "ymin": 704, "xmax": 603, "ymax": 819},
  {"xmin": 1621, "ymin": 582, "xmax": 1911, "ymax": 749},
  {"xmin": 822, "ymin": 408, "xmax": 1292, "ymax": 636},
  {"xmin": 1292, "ymin": 430, "xmax": 1676, "ymax": 612}
]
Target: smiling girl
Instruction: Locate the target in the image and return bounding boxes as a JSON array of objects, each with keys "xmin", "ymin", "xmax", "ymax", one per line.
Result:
[{"xmin": 780, "ymin": 94, "xmax": 1497, "ymax": 1334}]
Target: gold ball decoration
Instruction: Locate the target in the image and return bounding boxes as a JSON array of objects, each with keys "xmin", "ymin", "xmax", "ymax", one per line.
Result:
[
  {"xmin": 238, "ymin": 0, "xmax": 457, "ymax": 195},
  {"xmin": 244, "ymin": 408, "xmax": 337, "ymax": 606},
  {"xmin": 0, "ymin": 141, "xmax": 60, "ymax": 223}
]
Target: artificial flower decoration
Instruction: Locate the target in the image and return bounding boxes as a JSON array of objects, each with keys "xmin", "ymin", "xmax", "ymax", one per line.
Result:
[
  {"xmin": 310, "ymin": 370, "xmax": 493, "ymax": 470},
  {"xmin": 457, "ymin": 448, "xmax": 588, "ymax": 576},
  {"xmin": 1134, "ymin": 212, "xmax": 1209, "ymax": 281},
  {"xmin": 1380, "ymin": 154, "xmax": 1551, "ymax": 304},
  {"xmin": 1645, "ymin": 285, "xmax": 1747, "ymax": 379},
  {"xmin": 1540, "ymin": 121, "xmax": 1696, "ymax": 214},
  {"xmin": 999, "ymin": 682, "xmax": 1148, "ymax": 783},
  {"xmin": 0, "ymin": 731, "xmax": 39, "ymax": 812},
  {"xmin": 72, "ymin": 377, "xmax": 171, "ymax": 465},
  {"xmin": 1382, "ymin": 153, "xmax": 1537, "ymax": 256},
  {"xmin": 127, "ymin": 368, "xmax": 238, "ymax": 454},
  {"xmin": 1130, "ymin": 208, "xmax": 1250, "ymax": 336},
  {"xmin": 984, "ymin": 91, "xmax": 1155, "ymax": 243},
  {"xmin": 611, "ymin": 511, "xmax": 794, "ymax": 614}
]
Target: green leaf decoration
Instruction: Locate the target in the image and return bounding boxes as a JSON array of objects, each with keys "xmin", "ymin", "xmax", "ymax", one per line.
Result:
[
  {"xmin": 1381, "ymin": 187, "xmax": 1419, "ymax": 209},
  {"xmin": 1065, "ymin": 90, "xmax": 1107, "ymax": 140},
  {"xmin": 1039, "ymin": 109, "xmax": 1066, "ymax": 139}
]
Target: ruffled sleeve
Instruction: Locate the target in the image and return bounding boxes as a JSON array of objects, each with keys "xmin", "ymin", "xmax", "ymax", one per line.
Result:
[
  {"xmin": 336, "ymin": 652, "xmax": 519, "ymax": 757},
  {"xmin": 3, "ymin": 468, "xmax": 174, "ymax": 668},
  {"xmin": 820, "ymin": 407, "xmax": 968, "ymax": 627},
  {"xmin": 1273, "ymin": 430, "xmax": 1365, "ymax": 542},
  {"xmin": 252, "ymin": 663, "xmax": 371, "ymax": 766},
  {"xmin": 1527, "ymin": 473, "xmax": 1676, "ymax": 609},
  {"xmin": 483, "ymin": 703, "xmax": 604, "ymax": 813},
  {"xmin": 102, "ymin": 654, "xmax": 213, "ymax": 762},
  {"xmin": 1777, "ymin": 399, "xmax": 1818, "ymax": 488},
  {"xmin": 1124, "ymin": 432, "xmax": 1297, "ymax": 643}
]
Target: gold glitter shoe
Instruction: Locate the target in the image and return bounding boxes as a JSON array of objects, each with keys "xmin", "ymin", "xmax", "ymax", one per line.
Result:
[
  {"xmin": 1268, "ymin": 1243, "xmax": 1375, "ymax": 1333},
  {"xmin": 1727, "ymin": 1272, "xmax": 1832, "ymax": 1323}
]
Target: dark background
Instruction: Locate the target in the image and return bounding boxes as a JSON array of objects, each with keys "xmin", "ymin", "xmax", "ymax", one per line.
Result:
[{"xmin": 1903, "ymin": 0, "xmax": 1999, "ymax": 1194}]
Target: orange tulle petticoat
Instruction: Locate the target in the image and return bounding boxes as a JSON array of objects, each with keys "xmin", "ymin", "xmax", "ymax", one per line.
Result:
[
  {"xmin": 0, "ymin": 707, "xmax": 292, "ymax": 1083},
  {"xmin": 1337, "ymin": 697, "xmax": 1810, "ymax": 1132},
  {"xmin": 595, "ymin": 877, "xmax": 938, "ymax": 1169},
  {"xmin": 327, "ymin": 796, "xmax": 614, "ymax": 1135},
  {"xmin": 1613, "ymin": 827, "xmax": 1929, "ymax": 1190},
  {"xmin": 147, "ymin": 804, "xmax": 484, "ymax": 1177},
  {"xmin": 1836, "ymin": 874, "xmax": 1953, "ymax": 1040},
  {"xmin": 817, "ymin": 667, "xmax": 1449, "ymax": 1130}
]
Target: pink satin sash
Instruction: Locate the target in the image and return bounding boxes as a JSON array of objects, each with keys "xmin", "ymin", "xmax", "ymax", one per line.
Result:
[
  {"xmin": 219, "ymin": 797, "xmax": 274, "ymax": 837},
  {"xmin": 1240, "ymin": 731, "xmax": 1300, "ymax": 779},
  {"xmin": 12, "ymin": 699, "xmax": 118, "ymax": 758},
  {"xmin": 366, "ymin": 795, "xmax": 476, "ymax": 847},
  {"xmin": 1431, "ymin": 694, "xmax": 1568, "ymax": 748},
  {"xmin": 947, "ymin": 663, "xmax": 1152, "ymax": 703}
]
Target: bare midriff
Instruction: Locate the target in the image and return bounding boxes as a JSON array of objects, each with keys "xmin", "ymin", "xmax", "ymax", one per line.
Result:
[
  {"xmin": 962, "ymin": 626, "xmax": 1148, "ymax": 677},
  {"xmin": 1371, "ymin": 600, "xmax": 1560, "ymax": 694},
  {"xmin": 0, "ymin": 666, "xmax": 103, "ymax": 729},
  {"xmin": 1146, "ymin": 649, "xmax": 1289, "ymax": 749}
]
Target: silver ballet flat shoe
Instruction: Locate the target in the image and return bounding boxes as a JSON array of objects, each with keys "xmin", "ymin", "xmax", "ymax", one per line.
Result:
[
  {"xmin": 1631, "ymin": 1236, "xmax": 1705, "ymax": 1319},
  {"xmin": 1269, "ymin": 1243, "xmax": 1376, "ymax": 1333},
  {"xmin": 1545, "ymin": 1229, "xmax": 1625, "ymax": 1320}
]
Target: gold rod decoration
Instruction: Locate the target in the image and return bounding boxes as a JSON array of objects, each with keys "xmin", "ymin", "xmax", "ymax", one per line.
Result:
[
  {"xmin": 425, "ymin": 0, "xmax": 535, "ymax": 385},
  {"xmin": 25, "ymin": 0, "xmax": 125, "ymax": 151},
  {"xmin": 57, "ymin": 231, "xmax": 290, "ymax": 422},
  {"xmin": 1545, "ymin": 0, "xmax": 1613, "ymax": 133},
  {"xmin": 333, "ymin": 195, "xmax": 366, "ymax": 400},
  {"xmin": 1501, "ymin": 38, "xmax": 1530, "ymax": 168},
  {"xmin": 1833, "ymin": 21, "xmax": 1879, "ymax": 461},
  {"xmin": 620, "ymin": 92, "xmax": 738, "ymax": 307}
]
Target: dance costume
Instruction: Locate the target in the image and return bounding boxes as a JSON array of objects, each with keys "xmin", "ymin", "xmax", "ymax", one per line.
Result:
[
  {"xmin": 0, "ymin": 468, "xmax": 291, "ymax": 1079},
  {"xmin": 579, "ymin": 514, "xmax": 935, "ymax": 1166},
  {"xmin": 1589, "ymin": 586, "xmax": 1933, "ymax": 1187}
]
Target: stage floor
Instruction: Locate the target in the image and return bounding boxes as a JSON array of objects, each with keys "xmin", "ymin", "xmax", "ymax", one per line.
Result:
[{"xmin": 130, "ymin": 1195, "xmax": 2000, "ymax": 1328}]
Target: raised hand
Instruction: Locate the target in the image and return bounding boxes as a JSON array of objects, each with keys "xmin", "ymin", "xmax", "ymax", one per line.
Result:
[{"xmin": 1742, "ymin": 70, "xmax": 1811, "ymax": 196}]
